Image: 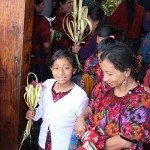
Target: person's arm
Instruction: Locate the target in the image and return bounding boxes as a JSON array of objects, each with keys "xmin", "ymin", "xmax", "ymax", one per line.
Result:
[
  {"xmin": 74, "ymin": 106, "xmax": 91, "ymax": 138},
  {"xmin": 105, "ymin": 135, "xmax": 132, "ymax": 149},
  {"xmin": 72, "ymin": 36, "xmax": 97, "ymax": 61},
  {"xmin": 43, "ymin": 42, "xmax": 50, "ymax": 55},
  {"xmin": 39, "ymin": 16, "xmax": 51, "ymax": 55}
]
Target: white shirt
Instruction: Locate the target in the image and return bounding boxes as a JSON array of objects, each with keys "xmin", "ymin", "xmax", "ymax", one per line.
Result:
[{"xmin": 33, "ymin": 79, "xmax": 89, "ymax": 150}]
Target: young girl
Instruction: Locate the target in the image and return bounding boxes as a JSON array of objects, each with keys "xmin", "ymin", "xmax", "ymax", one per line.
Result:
[{"xmin": 26, "ymin": 50, "xmax": 89, "ymax": 150}]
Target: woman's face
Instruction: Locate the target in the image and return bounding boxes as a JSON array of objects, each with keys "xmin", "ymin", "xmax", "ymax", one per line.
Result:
[
  {"xmin": 34, "ymin": 1, "xmax": 44, "ymax": 14},
  {"xmin": 88, "ymin": 16, "xmax": 99, "ymax": 33},
  {"xmin": 60, "ymin": 0, "xmax": 72, "ymax": 13},
  {"xmin": 100, "ymin": 59, "xmax": 126, "ymax": 88}
]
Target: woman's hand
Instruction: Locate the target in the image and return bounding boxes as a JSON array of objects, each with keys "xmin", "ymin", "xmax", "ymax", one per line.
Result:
[
  {"xmin": 74, "ymin": 115, "xmax": 88, "ymax": 139},
  {"xmin": 26, "ymin": 110, "xmax": 35, "ymax": 120},
  {"xmin": 72, "ymin": 44, "xmax": 81, "ymax": 54},
  {"xmin": 80, "ymin": 79, "xmax": 87, "ymax": 89}
]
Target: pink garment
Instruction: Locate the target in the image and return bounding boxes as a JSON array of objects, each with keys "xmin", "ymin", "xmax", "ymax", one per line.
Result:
[{"xmin": 144, "ymin": 69, "xmax": 150, "ymax": 86}]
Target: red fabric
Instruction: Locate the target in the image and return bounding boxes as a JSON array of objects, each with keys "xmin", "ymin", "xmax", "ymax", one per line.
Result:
[
  {"xmin": 53, "ymin": 11, "xmax": 73, "ymax": 50},
  {"xmin": 108, "ymin": 2, "xmax": 145, "ymax": 39},
  {"xmin": 31, "ymin": 15, "xmax": 50, "ymax": 65},
  {"xmin": 144, "ymin": 69, "xmax": 150, "ymax": 86},
  {"xmin": 52, "ymin": 82, "xmax": 72, "ymax": 103}
]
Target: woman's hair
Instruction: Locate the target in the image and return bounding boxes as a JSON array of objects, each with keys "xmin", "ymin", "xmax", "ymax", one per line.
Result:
[
  {"xmin": 100, "ymin": 45, "xmax": 145, "ymax": 82},
  {"xmin": 34, "ymin": 0, "xmax": 44, "ymax": 14},
  {"xmin": 125, "ymin": 0, "xmax": 136, "ymax": 28},
  {"xmin": 50, "ymin": 50, "xmax": 77, "ymax": 69},
  {"xmin": 34, "ymin": 0, "xmax": 43, "ymax": 5},
  {"xmin": 88, "ymin": 6, "xmax": 105, "ymax": 30},
  {"xmin": 97, "ymin": 37, "xmax": 121, "ymax": 54},
  {"xmin": 51, "ymin": 0, "xmax": 68, "ymax": 17},
  {"xmin": 96, "ymin": 25, "xmax": 127, "ymax": 44}
]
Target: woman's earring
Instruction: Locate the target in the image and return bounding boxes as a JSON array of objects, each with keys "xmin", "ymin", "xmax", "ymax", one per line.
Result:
[{"xmin": 122, "ymin": 73, "xmax": 129, "ymax": 86}]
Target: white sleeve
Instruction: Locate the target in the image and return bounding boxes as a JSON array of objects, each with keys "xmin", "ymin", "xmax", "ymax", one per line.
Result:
[{"xmin": 75, "ymin": 92, "xmax": 89, "ymax": 117}]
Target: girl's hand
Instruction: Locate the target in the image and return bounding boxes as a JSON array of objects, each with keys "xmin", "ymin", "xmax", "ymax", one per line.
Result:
[
  {"xmin": 26, "ymin": 110, "xmax": 35, "ymax": 120},
  {"xmin": 74, "ymin": 115, "xmax": 88, "ymax": 139},
  {"xmin": 80, "ymin": 79, "xmax": 87, "ymax": 89},
  {"xmin": 72, "ymin": 44, "xmax": 81, "ymax": 54}
]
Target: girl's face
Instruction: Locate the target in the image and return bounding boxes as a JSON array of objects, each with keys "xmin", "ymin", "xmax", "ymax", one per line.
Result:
[
  {"xmin": 88, "ymin": 16, "xmax": 99, "ymax": 33},
  {"xmin": 100, "ymin": 59, "xmax": 126, "ymax": 88},
  {"xmin": 60, "ymin": 0, "xmax": 72, "ymax": 13},
  {"xmin": 50, "ymin": 57, "xmax": 76, "ymax": 85},
  {"xmin": 34, "ymin": 1, "xmax": 44, "ymax": 13}
]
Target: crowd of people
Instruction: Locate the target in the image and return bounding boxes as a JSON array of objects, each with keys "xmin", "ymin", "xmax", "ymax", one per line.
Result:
[{"xmin": 27, "ymin": 0, "xmax": 150, "ymax": 150}]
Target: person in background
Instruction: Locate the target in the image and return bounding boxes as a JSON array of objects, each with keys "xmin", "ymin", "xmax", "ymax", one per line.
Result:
[
  {"xmin": 72, "ymin": 5, "xmax": 106, "ymax": 63},
  {"xmin": 50, "ymin": 0, "xmax": 73, "ymax": 52},
  {"xmin": 138, "ymin": 32, "xmax": 150, "ymax": 69},
  {"xmin": 108, "ymin": 0, "xmax": 145, "ymax": 55},
  {"xmin": 138, "ymin": 32, "xmax": 150, "ymax": 88},
  {"xmin": 40, "ymin": 0, "xmax": 52, "ymax": 17},
  {"xmin": 30, "ymin": 0, "xmax": 51, "ymax": 82},
  {"xmin": 26, "ymin": 50, "xmax": 89, "ymax": 150},
  {"xmin": 80, "ymin": 25, "xmax": 126, "ymax": 98},
  {"xmin": 138, "ymin": 0, "xmax": 150, "ymax": 35},
  {"xmin": 71, "ymin": 6, "xmax": 106, "ymax": 87},
  {"xmin": 74, "ymin": 45, "xmax": 150, "ymax": 150}
]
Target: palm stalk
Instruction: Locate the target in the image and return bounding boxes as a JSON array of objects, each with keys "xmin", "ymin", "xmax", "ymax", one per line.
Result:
[
  {"xmin": 18, "ymin": 72, "xmax": 42, "ymax": 150},
  {"xmin": 63, "ymin": 0, "xmax": 92, "ymax": 71}
]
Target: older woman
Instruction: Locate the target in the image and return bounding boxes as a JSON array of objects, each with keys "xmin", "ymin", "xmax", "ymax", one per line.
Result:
[{"xmin": 74, "ymin": 45, "xmax": 150, "ymax": 149}]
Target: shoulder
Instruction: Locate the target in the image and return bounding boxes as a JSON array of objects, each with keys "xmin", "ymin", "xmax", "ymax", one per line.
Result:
[
  {"xmin": 116, "ymin": 2, "xmax": 125, "ymax": 10},
  {"xmin": 55, "ymin": 11, "xmax": 66, "ymax": 18},
  {"xmin": 132, "ymin": 86, "xmax": 150, "ymax": 109},
  {"xmin": 36, "ymin": 15, "xmax": 50, "ymax": 25},
  {"xmin": 43, "ymin": 79, "xmax": 56, "ymax": 89},
  {"xmin": 136, "ymin": 3, "xmax": 145, "ymax": 13},
  {"xmin": 73, "ymin": 83, "xmax": 87, "ymax": 95},
  {"xmin": 72, "ymin": 84, "xmax": 89, "ymax": 101},
  {"xmin": 134, "ymin": 85, "xmax": 149, "ymax": 94}
]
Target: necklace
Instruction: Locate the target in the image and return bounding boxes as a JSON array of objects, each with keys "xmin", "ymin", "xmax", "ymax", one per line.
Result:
[
  {"xmin": 114, "ymin": 80, "xmax": 137, "ymax": 97},
  {"xmin": 128, "ymin": 80, "xmax": 137, "ymax": 94}
]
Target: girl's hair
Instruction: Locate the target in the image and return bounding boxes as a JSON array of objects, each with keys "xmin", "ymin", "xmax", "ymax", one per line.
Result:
[
  {"xmin": 51, "ymin": 0, "xmax": 68, "ymax": 17},
  {"xmin": 34, "ymin": 0, "xmax": 43, "ymax": 5},
  {"xmin": 97, "ymin": 37, "xmax": 121, "ymax": 54},
  {"xmin": 125, "ymin": 0, "xmax": 136, "ymax": 29},
  {"xmin": 88, "ymin": 6, "xmax": 105, "ymax": 30},
  {"xmin": 100, "ymin": 45, "xmax": 145, "ymax": 82},
  {"xmin": 96, "ymin": 25, "xmax": 127, "ymax": 44},
  {"xmin": 50, "ymin": 50, "xmax": 77, "ymax": 69}
]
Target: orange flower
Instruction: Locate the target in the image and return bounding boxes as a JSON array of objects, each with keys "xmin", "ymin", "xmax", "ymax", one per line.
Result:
[
  {"xmin": 105, "ymin": 124, "xmax": 119, "ymax": 136},
  {"xmin": 134, "ymin": 125, "xmax": 144, "ymax": 142},
  {"xmin": 93, "ymin": 113, "xmax": 103, "ymax": 126},
  {"xmin": 141, "ymin": 94, "xmax": 150, "ymax": 109}
]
